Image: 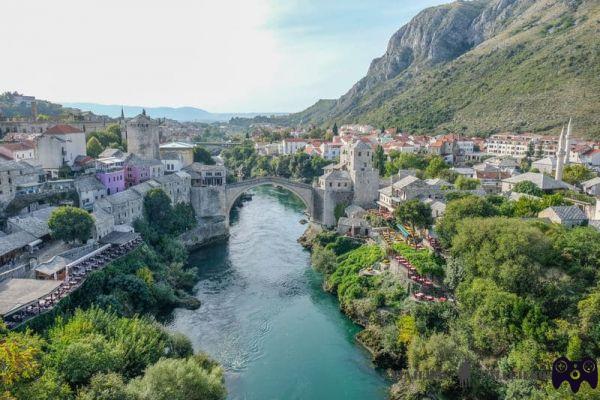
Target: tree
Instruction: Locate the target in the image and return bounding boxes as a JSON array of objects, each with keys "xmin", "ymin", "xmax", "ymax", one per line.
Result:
[
  {"xmin": 193, "ymin": 146, "xmax": 215, "ymax": 165},
  {"xmin": 127, "ymin": 357, "xmax": 226, "ymax": 400},
  {"xmin": 436, "ymin": 196, "xmax": 497, "ymax": 247},
  {"xmin": 332, "ymin": 122, "xmax": 338, "ymax": 136},
  {"xmin": 424, "ymin": 156, "xmax": 448, "ymax": 178},
  {"xmin": 454, "ymin": 175, "xmax": 479, "ymax": 190},
  {"xmin": 373, "ymin": 145, "xmax": 386, "ymax": 176},
  {"xmin": 87, "ymin": 136, "xmax": 103, "ymax": 158},
  {"xmin": 143, "ymin": 189, "xmax": 174, "ymax": 233},
  {"xmin": 48, "ymin": 206, "xmax": 94, "ymax": 243},
  {"xmin": 563, "ymin": 164, "xmax": 594, "ymax": 185},
  {"xmin": 512, "ymin": 180, "xmax": 543, "ymax": 197},
  {"xmin": 77, "ymin": 372, "xmax": 135, "ymax": 400},
  {"xmin": 311, "ymin": 245, "xmax": 337, "ymax": 274},
  {"xmin": 394, "ymin": 200, "xmax": 433, "ymax": 246}
]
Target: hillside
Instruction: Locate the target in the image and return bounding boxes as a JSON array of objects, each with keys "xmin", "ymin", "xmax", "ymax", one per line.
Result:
[{"xmin": 285, "ymin": 0, "xmax": 600, "ymax": 138}]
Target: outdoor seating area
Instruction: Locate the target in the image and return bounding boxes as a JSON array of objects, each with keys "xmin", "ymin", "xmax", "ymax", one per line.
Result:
[
  {"xmin": 413, "ymin": 292, "xmax": 448, "ymax": 303},
  {"xmin": 2, "ymin": 235, "xmax": 142, "ymax": 329},
  {"xmin": 393, "ymin": 254, "xmax": 450, "ymax": 303}
]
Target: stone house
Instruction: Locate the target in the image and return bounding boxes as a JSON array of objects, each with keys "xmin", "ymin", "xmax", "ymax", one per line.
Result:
[
  {"xmin": 582, "ymin": 177, "xmax": 600, "ymax": 196},
  {"xmin": 124, "ymin": 154, "xmax": 164, "ymax": 187},
  {"xmin": 0, "ymin": 160, "xmax": 44, "ymax": 204},
  {"xmin": 159, "ymin": 142, "xmax": 195, "ymax": 167},
  {"xmin": 95, "ymin": 156, "xmax": 125, "ymax": 195},
  {"xmin": 74, "ymin": 175, "xmax": 107, "ymax": 211},
  {"xmin": 0, "ymin": 141, "xmax": 36, "ymax": 161},
  {"xmin": 501, "ymin": 172, "xmax": 571, "ymax": 193},
  {"xmin": 538, "ymin": 205, "xmax": 588, "ymax": 228},
  {"xmin": 36, "ymin": 124, "xmax": 86, "ymax": 177}
]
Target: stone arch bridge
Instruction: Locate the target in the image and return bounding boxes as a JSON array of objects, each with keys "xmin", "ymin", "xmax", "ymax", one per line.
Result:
[{"xmin": 225, "ymin": 177, "xmax": 314, "ymax": 217}]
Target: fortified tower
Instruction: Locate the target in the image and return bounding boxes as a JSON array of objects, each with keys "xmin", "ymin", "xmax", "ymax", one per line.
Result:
[
  {"xmin": 126, "ymin": 110, "xmax": 160, "ymax": 159},
  {"xmin": 348, "ymin": 140, "xmax": 379, "ymax": 208}
]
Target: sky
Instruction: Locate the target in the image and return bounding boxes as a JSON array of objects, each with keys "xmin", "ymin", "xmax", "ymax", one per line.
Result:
[{"xmin": 1, "ymin": 0, "xmax": 448, "ymax": 113}]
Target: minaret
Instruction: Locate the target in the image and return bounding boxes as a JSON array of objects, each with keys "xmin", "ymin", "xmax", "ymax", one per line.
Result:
[
  {"xmin": 120, "ymin": 106, "xmax": 125, "ymax": 120},
  {"xmin": 555, "ymin": 125, "xmax": 565, "ymax": 181},
  {"xmin": 564, "ymin": 118, "xmax": 572, "ymax": 165}
]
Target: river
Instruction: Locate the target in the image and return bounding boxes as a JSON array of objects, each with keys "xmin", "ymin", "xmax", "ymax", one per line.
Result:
[{"xmin": 168, "ymin": 186, "xmax": 389, "ymax": 400}]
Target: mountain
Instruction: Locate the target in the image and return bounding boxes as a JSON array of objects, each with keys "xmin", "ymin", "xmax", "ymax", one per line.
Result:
[
  {"xmin": 62, "ymin": 103, "xmax": 287, "ymax": 123},
  {"xmin": 285, "ymin": 0, "xmax": 600, "ymax": 138}
]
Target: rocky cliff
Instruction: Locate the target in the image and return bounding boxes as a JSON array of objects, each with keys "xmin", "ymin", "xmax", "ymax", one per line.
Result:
[{"xmin": 284, "ymin": 0, "xmax": 600, "ymax": 138}]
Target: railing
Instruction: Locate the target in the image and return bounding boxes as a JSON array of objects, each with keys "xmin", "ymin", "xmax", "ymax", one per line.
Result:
[{"xmin": 227, "ymin": 176, "xmax": 312, "ymax": 190}]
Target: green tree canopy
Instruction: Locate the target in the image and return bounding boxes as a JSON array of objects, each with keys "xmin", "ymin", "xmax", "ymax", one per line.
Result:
[
  {"xmin": 86, "ymin": 136, "xmax": 103, "ymax": 158},
  {"xmin": 512, "ymin": 180, "xmax": 544, "ymax": 197},
  {"xmin": 193, "ymin": 146, "xmax": 216, "ymax": 165},
  {"xmin": 454, "ymin": 175, "xmax": 479, "ymax": 190},
  {"xmin": 48, "ymin": 206, "xmax": 94, "ymax": 243},
  {"xmin": 127, "ymin": 357, "xmax": 226, "ymax": 400},
  {"xmin": 436, "ymin": 196, "xmax": 497, "ymax": 247},
  {"xmin": 394, "ymin": 199, "xmax": 433, "ymax": 242},
  {"xmin": 143, "ymin": 189, "xmax": 174, "ymax": 233},
  {"xmin": 563, "ymin": 164, "xmax": 594, "ymax": 185}
]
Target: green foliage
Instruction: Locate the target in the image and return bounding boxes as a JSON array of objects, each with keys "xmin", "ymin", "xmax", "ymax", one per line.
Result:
[
  {"xmin": 454, "ymin": 175, "xmax": 479, "ymax": 190},
  {"xmin": 394, "ymin": 199, "xmax": 433, "ymax": 238},
  {"xmin": 126, "ymin": 357, "xmax": 226, "ymax": 400},
  {"xmin": 76, "ymin": 372, "xmax": 135, "ymax": 400},
  {"xmin": 143, "ymin": 189, "xmax": 174, "ymax": 234},
  {"xmin": 392, "ymin": 241, "xmax": 444, "ymax": 277},
  {"xmin": 373, "ymin": 145, "xmax": 386, "ymax": 176},
  {"xmin": 562, "ymin": 164, "xmax": 594, "ymax": 185},
  {"xmin": 86, "ymin": 136, "xmax": 103, "ymax": 158},
  {"xmin": 48, "ymin": 206, "xmax": 94, "ymax": 243},
  {"xmin": 436, "ymin": 196, "xmax": 497, "ymax": 247},
  {"xmin": 424, "ymin": 156, "xmax": 449, "ymax": 179},
  {"xmin": 513, "ymin": 180, "xmax": 544, "ymax": 197},
  {"xmin": 193, "ymin": 146, "xmax": 216, "ymax": 165},
  {"xmin": 384, "ymin": 152, "xmax": 428, "ymax": 176},
  {"xmin": 221, "ymin": 143, "xmax": 332, "ymax": 183}
]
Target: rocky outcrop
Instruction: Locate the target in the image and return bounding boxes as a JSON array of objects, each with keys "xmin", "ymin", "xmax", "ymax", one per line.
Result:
[{"xmin": 179, "ymin": 216, "xmax": 229, "ymax": 250}]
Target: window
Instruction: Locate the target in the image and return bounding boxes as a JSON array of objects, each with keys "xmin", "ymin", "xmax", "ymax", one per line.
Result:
[{"xmin": 329, "ymin": 182, "xmax": 332, "ymax": 187}]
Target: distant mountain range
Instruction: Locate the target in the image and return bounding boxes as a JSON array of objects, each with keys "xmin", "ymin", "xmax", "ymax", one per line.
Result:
[
  {"xmin": 264, "ymin": 0, "xmax": 600, "ymax": 138},
  {"xmin": 61, "ymin": 103, "xmax": 287, "ymax": 123}
]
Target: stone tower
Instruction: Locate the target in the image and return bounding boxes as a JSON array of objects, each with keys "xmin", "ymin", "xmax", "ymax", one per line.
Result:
[
  {"xmin": 126, "ymin": 110, "xmax": 160, "ymax": 159},
  {"xmin": 348, "ymin": 140, "xmax": 379, "ymax": 208}
]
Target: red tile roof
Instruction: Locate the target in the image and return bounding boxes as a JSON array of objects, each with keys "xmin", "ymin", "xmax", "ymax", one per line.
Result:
[{"xmin": 45, "ymin": 124, "xmax": 83, "ymax": 135}]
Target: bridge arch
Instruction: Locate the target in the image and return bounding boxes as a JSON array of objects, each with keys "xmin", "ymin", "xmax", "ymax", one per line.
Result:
[{"xmin": 225, "ymin": 177, "xmax": 314, "ymax": 218}]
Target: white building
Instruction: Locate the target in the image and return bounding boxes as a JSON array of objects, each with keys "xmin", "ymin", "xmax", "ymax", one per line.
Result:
[
  {"xmin": 36, "ymin": 124, "xmax": 86, "ymax": 177},
  {"xmin": 279, "ymin": 138, "xmax": 307, "ymax": 155},
  {"xmin": 0, "ymin": 142, "xmax": 36, "ymax": 161}
]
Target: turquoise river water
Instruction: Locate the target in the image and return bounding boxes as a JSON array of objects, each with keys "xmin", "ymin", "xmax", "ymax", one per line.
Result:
[{"xmin": 168, "ymin": 186, "xmax": 389, "ymax": 400}]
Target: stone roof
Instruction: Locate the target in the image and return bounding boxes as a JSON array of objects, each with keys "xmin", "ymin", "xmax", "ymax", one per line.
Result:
[
  {"xmin": 345, "ymin": 205, "xmax": 366, "ymax": 218},
  {"xmin": 392, "ymin": 175, "xmax": 423, "ymax": 189},
  {"xmin": 582, "ymin": 177, "xmax": 600, "ymax": 189},
  {"xmin": 99, "ymin": 231, "xmax": 140, "ymax": 245},
  {"xmin": 322, "ymin": 169, "xmax": 351, "ymax": 181},
  {"xmin": 532, "ymin": 156, "xmax": 556, "ymax": 167},
  {"xmin": 338, "ymin": 217, "xmax": 369, "ymax": 228},
  {"xmin": 34, "ymin": 256, "xmax": 68, "ymax": 276},
  {"xmin": 541, "ymin": 205, "xmax": 587, "ymax": 221},
  {"xmin": 99, "ymin": 148, "xmax": 124, "ymax": 158},
  {"xmin": 0, "ymin": 231, "xmax": 37, "ymax": 256},
  {"xmin": 352, "ymin": 140, "xmax": 372, "ymax": 150},
  {"xmin": 8, "ymin": 207, "xmax": 56, "ymax": 239},
  {"xmin": 425, "ymin": 178, "xmax": 451, "ymax": 187},
  {"xmin": 502, "ymin": 172, "xmax": 570, "ymax": 190},
  {"xmin": 378, "ymin": 186, "xmax": 393, "ymax": 196},
  {"xmin": 92, "ymin": 208, "xmax": 114, "ymax": 225},
  {"xmin": 74, "ymin": 175, "xmax": 105, "ymax": 192},
  {"xmin": 0, "ymin": 160, "xmax": 39, "ymax": 173},
  {"xmin": 474, "ymin": 163, "xmax": 500, "ymax": 172},
  {"xmin": 106, "ymin": 189, "xmax": 141, "ymax": 204},
  {"xmin": 130, "ymin": 180, "xmax": 161, "ymax": 197},
  {"xmin": 508, "ymin": 191, "xmax": 540, "ymax": 201}
]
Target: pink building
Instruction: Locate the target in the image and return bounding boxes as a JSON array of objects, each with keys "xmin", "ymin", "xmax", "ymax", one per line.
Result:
[
  {"xmin": 124, "ymin": 154, "xmax": 164, "ymax": 188},
  {"xmin": 95, "ymin": 156, "xmax": 125, "ymax": 195}
]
